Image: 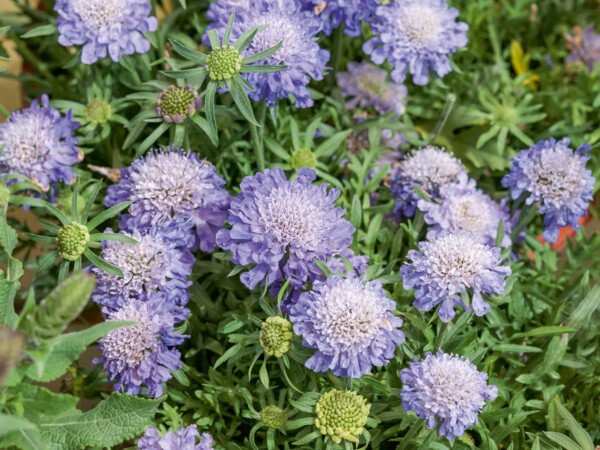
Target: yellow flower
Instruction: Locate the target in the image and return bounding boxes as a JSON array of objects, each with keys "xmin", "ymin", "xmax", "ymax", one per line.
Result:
[{"xmin": 510, "ymin": 40, "xmax": 540, "ymax": 89}]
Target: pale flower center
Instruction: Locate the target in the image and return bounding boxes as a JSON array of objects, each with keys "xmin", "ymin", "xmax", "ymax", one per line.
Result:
[
  {"xmin": 398, "ymin": 5, "xmax": 442, "ymax": 48},
  {"xmin": 72, "ymin": 0, "xmax": 127, "ymax": 28}
]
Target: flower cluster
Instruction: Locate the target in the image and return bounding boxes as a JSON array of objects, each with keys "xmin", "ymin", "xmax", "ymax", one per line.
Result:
[
  {"xmin": 209, "ymin": 0, "xmax": 330, "ymax": 108},
  {"xmin": 95, "ymin": 148, "xmax": 228, "ymax": 397},
  {"xmin": 55, "ymin": 0, "xmax": 158, "ymax": 64},
  {"xmin": 290, "ymin": 275, "xmax": 404, "ymax": 378},
  {"xmin": 0, "ymin": 95, "xmax": 80, "ymax": 191},
  {"xmin": 502, "ymin": 138, "xmax": 595, "ymax": 243},
  {"xmin": 390, "ymin": 146, "xmax": 466, "ymax": 218},
  {"xmin": 337, "ymin": 62, "xmax": 407, "ymax": 117},
  {"xmin": 138, "ymin": 425, "xmax": 214, "ymax": 450},
  {"xmin": 363, "ymin": 0, "xmax": 468, "ymax": 85},
  {"xmin": 401, "ymin": 352, "xmax": 498, "ymax": 439},
  {"xmin": 419, "ymin": 175, "xmax": 512, "ymax": 247},
  {"xmin": 401, "ymin": 232, "xmax": 511, "ymax": 322},
  {"xmin": 217, "ymin": 168, "xmax": 355, "ymax": 290}
]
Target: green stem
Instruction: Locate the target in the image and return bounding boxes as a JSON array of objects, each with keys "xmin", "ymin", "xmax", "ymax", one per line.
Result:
[
  {"xmin": 433, "ymin": 321, "xmax": 449, "ymax": 351},
  {"xmin": 396, "ymin": 420, "xmax": 423, "ymax": 450},
  {"xmin": 251, "ymin": 102, "xmax": 267, "ymax": 171},
  {"xmin": 329, "ymin": 25, "xmax": 345, "ymax": 88}
]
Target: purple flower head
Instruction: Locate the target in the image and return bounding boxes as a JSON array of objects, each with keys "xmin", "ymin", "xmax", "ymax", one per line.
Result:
[
  {"xmin": 206, "ymin": 0, "xmax": 251, "ymax": 29},
  {"xmin": 138, "ymin": 425, "xmax": 214, "ymax": 450},
  {"xmin": 390, "ymin": 146, "xmax": 466, "ymax": 219},
  {"xmin": 400, "ymin": 232, "xmax": 511, "ymax": 322},
  {"xmin": 213, "ymin": 0, "xmax": 330, "ymax": 108},
  {"xmin": 566, "ymin": 26, "xmax": 600, "ymax": 71},
  {"xmin": 55, "ymin": 0, "xmax": 158, "ymax": 65},
  {"xmin": 94, "ymin": 296, "xmax": 184, "ymax": 397},
  {"xmin": 290, "ymin": 275, "xmax": 404, "ymax": 378},
  {"xmin": 401, "ymin": 351, "xmax": 497, "ymax": 440},
  {"xmin": 105, "ymin": 149, "xmax": 231, "ymax": 251},
  {"xmin": 337, "ymin": 62, "xmax": 407, "ymax": 117},
  {"xmin": 217, "ymin": 168, "xmax": 355, "ymax": 290},
  {"xmin": 92, "ymin": 228, "xmax": 194, "ymax": 318},
  {"xmin": 501, "ymin": 138, "xmax": 595, "ymax": 243},
  {"xmin": 363, "ymin": 0, "xmax": 468, "ymax": 85},
  {"xmin": 299, "ymin": 0, "xmax": 379, "ymax": 37},
  {"xmin": 419, "ymin": 174, "xmax": 512, "ymax": 247},
  {"xmin": 0, "ymin": 95, "xmax": 80, "ymax": 191},
  {"xmin": 157, "ymin": 85, "xmax": 202, "ymax": 124}
]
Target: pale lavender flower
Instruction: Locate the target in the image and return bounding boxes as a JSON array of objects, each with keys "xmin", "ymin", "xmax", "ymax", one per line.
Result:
[
  {"xmin": 337, "ymin": 62, "xmax": 407, "ymax": 117},
  {"xmin": 390, "ymin": 146, "xmax": 466, "ymax": 218},
  {"xmin": 55, "ymin": 0, "xmax": 158, "ymax": 64},
  {"xmin": 92, "ymin": 228, "xmax": 194, "ymax": 318},
  {"xmin": 502, "ymin": 138, "xmax": 595, "ymax": 243},
  {"xmin": 566, "ymin": 26, "xmax": 600, "ymax": 71},
  {"xmin": 0, "ymin": 95, "xmax": 80, "ymax": 191},
  {"xmin": 419, "ymin": 174, "xmax": 512, "ymax": 247},
  {"xmin": 216, "ymin": 168, "xmax": 355, "ymax": 291},
  {"xmin": 211, "ymin": 0, "xmax": 330, "ymax": 108},
  {"xmin": 400, "ymin": 233, "xmax": 511, "ymax": 322},
  {"xmin": 94, "ymin": 297, "xmax": 184, "ymax": 397},
  {"xmin": 105, "ymin": 149, "xmax": 231, "ymax": 251},
  {"xmin": 289, "ymin": 275, "xmax": 404, "ymax": 378},
  {"xmin": 138, "ymin": 425, "xmax": 214, "ymax": 450},
  {"xmin": 299, "ymin": 0, "xmax": 379, "ymax": 36},
  {"xmin": 363, "ymin": 0, "xmax": 468, "ymax": 85},
  {"xmin": 401, "ymin": 351, "xmax": 497, "ymax": 439}
]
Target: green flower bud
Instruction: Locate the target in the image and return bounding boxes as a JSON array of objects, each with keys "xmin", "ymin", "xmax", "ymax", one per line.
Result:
[
  {"xmin": 206, "ymin": 46, "xmax": 243, "ymax": 81},
  {"xmin": 85, "ymin": 99, "xmax": 112, "ymax": 125},
  {"xmin": 314, "ymin": 389, "xmax": 370, "ymax": 444},
  {"xmin": 57, "ymin": 222, "xmax": 90, "ymax": 261},
  {"xmin": 261, "ymin": 405, "xmax": 288, "ymax": 429},
  {"xmin": 29, "ymin": 272, "xmax": 96, "ymax": 341},
  {"xmin": 259, "ymin": 317, "xmax": 293, "ymax": 358},
  {"xmin": 291, "ymin": 148, "xmax": 317, "ymax": 170},
  {"xmin": 157, "ymin": 85, "xmax": 201, "ymax": 123}
]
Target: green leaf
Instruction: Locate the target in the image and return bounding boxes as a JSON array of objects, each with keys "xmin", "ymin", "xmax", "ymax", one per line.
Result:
[
  {"xmin": 554, "ymin": 398, "xmax": 594, "ymax": 450},
  {"xmin": 25, "ymin": 321, "xmax": 134, "ymax": 382},
  {"xmin": 242, "ymin": 41, "xmax": 283, "ymax": 64},
  {"xmin": 89, "ymin": 233, "xmax": 138, "ymax": 244},
  {"xmin": 567, "ymin": 285, "xmax": 600, "ymax": 329},
  {"xmin": 87, "ymin": 201, "xmax": 132, "ymax": 231},
  {"xmin": 510, "ymin": 326, "xmax": 577, "ymax": 340},
  {"xmin": 491, "ymin": 344, "xmax": 542, "ymax": 353},
  {"xmin": 204, "ymin": 81, "xmax": 219, "ymax": 145},
  {"xmin": 190, "ymin": 115, "xmax": 219, "ymax": 147},
  {"xmin": 21, "ymin": 24, "xmax": 57, "ymax": 39},
  {"xmin": 135, "ymin": 122, "xmax": 170, "ymax": 157},
  {"xmin": 38, "ymin": 393, "xmax": 162, "ymax": 449},
  {"xmin": 83, "ymin": 249, "xmax": 124, "ymax": 277},
  {"xmin": 169, "ymin": 39, "xmax": 206, "ymax": 63},
  {"xmin": 240, "ymin": 64, "xmax": 286, "ymax": 73},
  {"xmin": 543, "ymin": 432, "xmax": 583, "ymax": 450},
  {"xmin": 259, "ymin": 359, "xmax": 269, "ymax": 389},
  {"xmin": 314, "ymin": 130, "xmax": 352, "ymax": 158},
  {"xmin": 228, "ymin": 77, "xmax": 259, "ymax": 126},
  {"xmin": 0, "ymin": 414, "xmax": 37, "ymax": 438}
]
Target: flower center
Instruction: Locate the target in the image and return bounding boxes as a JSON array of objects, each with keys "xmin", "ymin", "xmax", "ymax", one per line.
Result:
[
  {"xmin": 206, "ymin": 46, "xmax": 243, "ymax": 81},
  {"xmin": 261, "ymin": 406, "xmax": 288, "ymax": 429},
  {"xmin": 85, "ymin": 99, "xmax": 112, "ymax": 125},
  {"xmin": 398, "ymin": 5, "xmax": 442, "ymax": 49},
  {"xmin": 72, "ymin": 0, "xmax": 127, "ymax": 28},
  {"xmin": 157, "ymin": 86, "xmax": 199, "ymax": 120},
  {"xmin": 247, "ymin": 14, "xmax": 299, "ymax": 65},
  {"xmin": 259, "ymin": 317, "xmax": 293, "ymax": 357},
  {"xmin": 56, "ymin": 222, "xmax": 90, "ymax": 261}
]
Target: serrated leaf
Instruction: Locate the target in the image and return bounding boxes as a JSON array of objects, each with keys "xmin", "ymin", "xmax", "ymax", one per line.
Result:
[{"xmin": 38, "ymin": 393, "xmax": 162, "ymax": 449}]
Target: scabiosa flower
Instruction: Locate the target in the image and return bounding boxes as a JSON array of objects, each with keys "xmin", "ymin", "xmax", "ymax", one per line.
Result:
[
  {"xmin": 300, "ymin": 0, "xmax": 379, "ymax": 37},
  {"xmin": 390, "ymin": 146, "xmax": 466, "ymax": 218},
  {"xmin": 289, "ymin": 275, "xmax": 404, "ymax": 378},
  {"xmin": 206, "ymin": 0, "xmax": 251, "ymax": 29},
  {"xmin": 363, "ymin": 0, "xmax": 468, "ymax": 85},
  {"xmin": 138, "ymin": 425, "xmax": 214, "ymax": 450},
  {"xmin": 0, "ymin": 95, "xmax": 80, "ymax": 191},
  {"xmin": 566, "ymin": 26, "xmax": 600, "ymax": 71},
  {"xmin": 215, "ymin": 0, "xmax": 330, "ymax": 108},
  {"xmin": 157, "ymin": 85, "xmax": 202, "ymax": 123},
  {"xmin": 400, "ymin": 233, "xmax": 511, "ymax": 322},
  {"xmin": 501, "ymin": 138, "xmax": 595, "ymax": 243},
  {"xmin": 105, "ymin": 149, "xmax": 231, "ymax": 251},
  {"xmin": 400, "ymin": 352, "xmax": 498, "ymax": 439},
  {"xmin": 337, "ymin": 62, "xmax": 407, "ymax": 117},
  {"xmin": 54, "ymin": 0, "xmax": 158, "ymax": 65},
  {"xmin": 419, "ymin": 175, "xmax": 512, "ymax": 247},
  {"xmin": 217, "ymin": 168, "xmax": 355, "ymax": 290},
  {"xmin": 94, "ymin": 297, "xmax": 184, "ymax": 397},
  {"xmin": 92, "ymin": 228, "xmax": 194, "ymax": 316}
]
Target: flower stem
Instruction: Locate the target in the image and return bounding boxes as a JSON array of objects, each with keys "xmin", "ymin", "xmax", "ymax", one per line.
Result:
[
  {"xmin": 396, "ymin": 420, "xmax": 423, "ymax": 450},
  {"xmin": 329, "ymin": 25, "xmax": 345, "ymax": 88},
  {"xmin": 250, "ymin": 102, "xmax": 267, "ymax": 171}
]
